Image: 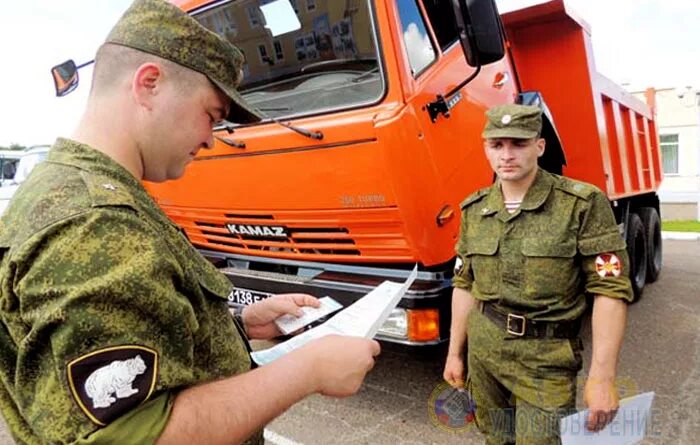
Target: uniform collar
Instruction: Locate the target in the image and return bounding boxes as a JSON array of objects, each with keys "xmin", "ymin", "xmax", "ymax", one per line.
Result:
[
  {"xmin": 479, "ymin": 185, "xmax": 503, "ymax": 217},
  {"xmin": 479, "ymin": 168, "xmax": 553, "ymax": 218},
  {"xmin": 46, "ymin": 138, "xmax": 177, "ymax": 230},
  {"xmin": 48, "ymin": 137, "xmax": 148, "ymax": 199},
  {"xmin": 519, "ymin": 168, "xmax": 553, "ymax": 211}
]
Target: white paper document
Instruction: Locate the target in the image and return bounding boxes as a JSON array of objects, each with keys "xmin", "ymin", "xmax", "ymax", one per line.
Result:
[
  {"xmin": 273, "ymin": 296, "xmax": 343, "ymax": 335},
  {"xmin": 251, "ymin": 265, "xmax": 418, "ymax": 365},
  {"xmin": 560, "ymin": 392, "xmax": 655, "ymax": 445}
]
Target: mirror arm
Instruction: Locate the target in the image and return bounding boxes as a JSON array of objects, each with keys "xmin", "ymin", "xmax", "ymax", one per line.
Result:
[
  {"xmin": 76, "ymin": 60, "xmax": 95, "ymax": 70},
  {"xmin": 446, "ymin": 62, "xmax": 481, "ymax": 99},
  {"xmin": 426, "ymin": 64, "xmax": 481, "ymax": 123}
]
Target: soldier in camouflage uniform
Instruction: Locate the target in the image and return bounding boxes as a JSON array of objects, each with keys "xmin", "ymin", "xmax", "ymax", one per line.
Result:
[
  {"xmin": 443, "ymin": 104, "xmax": 633, "ymax": 444},
  {"xmin": 0, "ymin": 1, "xmax": 379, "ymax": 444}
]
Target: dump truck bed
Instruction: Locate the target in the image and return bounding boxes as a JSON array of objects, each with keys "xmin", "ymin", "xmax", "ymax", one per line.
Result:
[{"xmin": 503, "ymin": 0, "xmax": 662, "ymax": 200}]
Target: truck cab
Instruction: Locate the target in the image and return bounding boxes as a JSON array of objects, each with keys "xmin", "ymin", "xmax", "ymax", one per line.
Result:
[{"xmin": 142, "ymin": 0, "xmax": 516, "ymax": 346}]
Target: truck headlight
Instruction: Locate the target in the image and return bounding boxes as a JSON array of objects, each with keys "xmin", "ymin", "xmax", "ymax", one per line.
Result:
[{"xmin": 378, "ymin": 308, "xmax": 408, "ymax": 339}]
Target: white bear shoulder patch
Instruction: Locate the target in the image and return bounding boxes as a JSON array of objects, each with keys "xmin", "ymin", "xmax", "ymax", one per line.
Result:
[{"xmin": 67, "ymin": 345, "xmax": 158, "ymax": 426}]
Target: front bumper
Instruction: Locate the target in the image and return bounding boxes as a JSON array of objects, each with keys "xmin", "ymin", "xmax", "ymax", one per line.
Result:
[{"xmin": 200, "ymin": 250, "xmax": 453, "ymax": 345}]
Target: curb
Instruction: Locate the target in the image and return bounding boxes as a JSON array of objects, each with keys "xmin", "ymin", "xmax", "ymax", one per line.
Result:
[{"xmin": 661, "ymin": 231, "xmax": 700, "ymax": 240}]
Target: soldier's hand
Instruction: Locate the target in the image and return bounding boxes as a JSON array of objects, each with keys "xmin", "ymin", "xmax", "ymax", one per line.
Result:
[
  {"xmin": 242, "ymin": 293, "xmax": 320, "ymax": 340},
  {"xmin": 302, "ymin": 335, "xmax": 380, "ymax": 397},
  {"xmin": 443, "ymin": 354, "xmax": 465, "ymax": 389},
  {"xmin": 583, "ymin": 376, "xmax": 619, "ymax": 431}
]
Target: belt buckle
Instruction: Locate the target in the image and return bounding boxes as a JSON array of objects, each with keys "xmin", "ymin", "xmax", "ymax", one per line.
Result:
[{"xmin": 506, "ymin": 313, "xmax": 526, "ymax": 336}]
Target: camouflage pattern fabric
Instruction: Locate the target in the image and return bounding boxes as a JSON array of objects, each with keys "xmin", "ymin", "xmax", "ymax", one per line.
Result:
[
  {"xmin": 453, "ymin": 169, "xmax": 632, "ymax": 444},
  {"xmin": 106, "ymin": 0, "xmax": 262, "ymax": 124},
  {"xmin": 482, "ymin": 104, "xmax": 542, "ymax": 140},
  {"xmin": 453, "ymin": 168, "xmax": 633, "ymax": 320},
  {"xmin": 0, "ymin": 139, "xmax": 262, "ymax": 444},
  {"xmin": 468, "ymin": 309, "xmax": 579, "ymax": 445}
]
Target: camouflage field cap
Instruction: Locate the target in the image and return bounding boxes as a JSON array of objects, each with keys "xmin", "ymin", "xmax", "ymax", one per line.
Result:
[
  {"xmin": 482, "ymin": 104, "xmax": 542, "ymax": 139},
  {"xmin": 105, "ymin": 0, "xmax": 263, "ymax": 124}
]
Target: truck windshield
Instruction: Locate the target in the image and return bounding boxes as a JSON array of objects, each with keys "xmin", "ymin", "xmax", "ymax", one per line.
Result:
[{"xmin": 193, "ymin": 0, "xmax": 384, "ymax": 120}]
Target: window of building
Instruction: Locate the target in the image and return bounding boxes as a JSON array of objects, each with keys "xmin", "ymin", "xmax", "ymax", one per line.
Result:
[
  {"xmin": 258, "ymin": 44, "xmax": 272, "ymax": 65},
  {"xmin": 422, "ymin": 0, "xmax": 459, "ymax": 51},
  {"xmin": 397, "ymin": 1, "xmax": 436, "ymax": 76},
  {"xmin": 273, "ymin": 40, "xmax": 284, "ymax": 60},
  {"xmin": 660, "ymin": 134, "xmax": 679, "ymax": 175},
  {"xmin": 198, "ymin": 8, "xmax": 237, "ymax": 38},
  {"xmin": 307, "ymin": 0, "xmax": 316, "ymax": 12},
  {"xmin": 246, "ymin": 5, "xmax": 261, "ymax": 27}
]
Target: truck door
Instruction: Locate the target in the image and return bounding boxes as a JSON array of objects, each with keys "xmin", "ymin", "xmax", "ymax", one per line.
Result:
[{"xmin": 394, "ymin": 0, "xmax": 517, "ymax": 208}]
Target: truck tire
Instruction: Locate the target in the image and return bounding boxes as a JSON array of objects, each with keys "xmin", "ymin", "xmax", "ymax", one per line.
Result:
[
  {"xmin": 638, "ymin": 207, "xmax": 662, "ymax": 283},
  {"xmin": 625, "ymin": 213, "xmax": 647, "ymax": 302}
]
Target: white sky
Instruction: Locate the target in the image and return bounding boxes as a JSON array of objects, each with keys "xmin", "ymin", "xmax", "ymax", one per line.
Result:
[{"xmin": 0, "ymin": 0, "xmax": 698, "ymax": 146}]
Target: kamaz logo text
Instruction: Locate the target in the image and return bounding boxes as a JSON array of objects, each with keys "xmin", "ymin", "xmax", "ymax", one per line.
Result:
[{"xmin": 226, "ymin": 224, "xmax": 288, "ymax": 238}]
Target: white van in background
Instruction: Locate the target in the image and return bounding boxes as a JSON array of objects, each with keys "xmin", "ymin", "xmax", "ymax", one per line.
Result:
[{"xmin": 0, "ymin": 145, "xmax": 51, "ymax": 216}]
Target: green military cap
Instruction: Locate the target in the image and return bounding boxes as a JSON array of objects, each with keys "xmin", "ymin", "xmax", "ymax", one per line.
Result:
[
  {"xmin": 105, "ymin": 0, "xmax": 263, "ymax": 124},
  {"xmin": 482, "ymin": 104, "xmax": 542, "ymax": 139}
]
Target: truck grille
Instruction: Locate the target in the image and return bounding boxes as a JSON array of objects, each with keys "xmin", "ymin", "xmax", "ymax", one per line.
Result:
[
  {"xmin": 162, "ymin": 206, "xmax": 414, "ymax": 262},
  {"xmin": 196, "ymin": 220, "xmax": 359, "ymax": 255}
]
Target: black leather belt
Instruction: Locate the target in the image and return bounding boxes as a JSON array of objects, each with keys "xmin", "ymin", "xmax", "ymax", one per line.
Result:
[{"xmin": 481, "ymin": 302, "xmax": 580, "ymax": 339}]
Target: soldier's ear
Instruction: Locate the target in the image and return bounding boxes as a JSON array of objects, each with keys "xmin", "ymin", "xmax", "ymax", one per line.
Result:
[
  {"xmin": 132, "ymin": 63, "xmax": 163, "ymax": 110},
  {"xmin": 536, "ymin": 138, "xmax": 546, "ymax": 158}
]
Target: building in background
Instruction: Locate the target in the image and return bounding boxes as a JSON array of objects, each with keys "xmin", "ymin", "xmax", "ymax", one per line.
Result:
[{"xmin": 634, "ymin": 87, "xmax": 700, "ymax": 220}]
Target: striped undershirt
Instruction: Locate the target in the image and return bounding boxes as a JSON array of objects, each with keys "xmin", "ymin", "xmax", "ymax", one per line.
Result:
[{"xmin": 504, "ymin": 200, "xmax": 522, "ymax": 214}]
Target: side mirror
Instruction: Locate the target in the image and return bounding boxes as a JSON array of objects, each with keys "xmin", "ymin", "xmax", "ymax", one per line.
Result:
[
  {"xmin": 451, "ymin": 0, "xmax": 505, "ymax": 67},
  {"xmin": 51, "ymin": 60, "xmax": 79, "ymax": 97}
]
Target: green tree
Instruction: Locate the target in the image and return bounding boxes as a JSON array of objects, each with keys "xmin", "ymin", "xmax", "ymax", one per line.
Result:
[{"xmin": 8, "ymin": 143, "xmax": 27, "ymax": 151}]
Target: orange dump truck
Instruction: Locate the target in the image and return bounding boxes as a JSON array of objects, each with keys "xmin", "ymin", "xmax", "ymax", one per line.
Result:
[{"xmin": 137, "ymin": 0, "xmax": 662, "ymax": 347}]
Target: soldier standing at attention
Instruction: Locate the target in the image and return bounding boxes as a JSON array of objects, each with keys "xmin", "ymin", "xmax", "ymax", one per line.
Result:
[
  {"xmin": 443, "ymin": 104, "xmax": 633, "ymax": 444},
  {"xmin": 0, "ymin": 0, "xmax": 379, "ymax": 444}
]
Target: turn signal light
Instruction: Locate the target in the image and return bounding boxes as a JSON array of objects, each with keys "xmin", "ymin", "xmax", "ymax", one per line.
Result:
[{"xmin": 407, "ymin": 309, "xmax": 440, "ymax": 342}]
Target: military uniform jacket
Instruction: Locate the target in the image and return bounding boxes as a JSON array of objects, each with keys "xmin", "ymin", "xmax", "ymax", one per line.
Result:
[
  {"xmin": 0, "ymin": 139, "xmax": 258, "ymax": 444},
  {"xmin": 453, "ymin": 169, "xmax": 633, "ymax": 322}
]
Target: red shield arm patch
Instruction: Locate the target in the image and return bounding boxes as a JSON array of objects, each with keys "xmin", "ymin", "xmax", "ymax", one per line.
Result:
[
  {"xmin": 595, "ymin": 253, "xmax": 622, "ymax": 278},
  {"xmin": 66, "ymin": 345, "xmax": 158, "ymax": 426}
]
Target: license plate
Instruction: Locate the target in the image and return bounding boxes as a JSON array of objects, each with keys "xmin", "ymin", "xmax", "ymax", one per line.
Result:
[{"xmin": 228, "ymin": 287, "xmax": 272, "ymax": 306}]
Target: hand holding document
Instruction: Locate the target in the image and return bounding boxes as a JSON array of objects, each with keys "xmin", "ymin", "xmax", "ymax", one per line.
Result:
[
  {"xmin": 273, "ymin": 296, "xmax": 343, "ymax": 335},
  {"xmin": 560, "ymin": 392, "xmax": 655, "ymax": 445},
  {"xmin": 251, "ymin": 265, "xmax": 418, "ymax": 366}
]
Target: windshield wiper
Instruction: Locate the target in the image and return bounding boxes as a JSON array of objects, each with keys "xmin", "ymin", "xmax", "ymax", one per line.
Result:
[
  {"xmin": 256, "ymin": 107, "xmax": 291, "ymax": 112},
  {"xmin": 214, "ymin": 119, "xmax": 323, "ymax": 145},
  {"xmin": 272, "ymin": 118, "xmax": 323, "ymax": 140},
  {"xmin": 351, "ymin": 67, "xmax": 380, "ymax": 83},
  {"xmin": 215, "ymin": 136, "xmax": 246, "ymax": 149},
  {"xmin": 214, "ymin": 123, "xmax": 246, "ymax": 149},
  {"xmin": 300, "ymin": 57, "xmax": 376, "ymax": 74}
]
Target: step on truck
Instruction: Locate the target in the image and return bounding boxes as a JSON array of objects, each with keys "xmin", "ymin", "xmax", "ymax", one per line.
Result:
[{"xmin": 54, "ymin": 0, "xmax": 664, "ymax": 347}]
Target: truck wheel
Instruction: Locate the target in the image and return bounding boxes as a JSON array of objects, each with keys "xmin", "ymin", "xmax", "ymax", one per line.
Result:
[
  {"xmin": 638, "ymin": 207, "xmax": 662, "ymax": 283},
  {"xmin": 625, "ymin": 213, "xmax": 647, "ymax": 302}
]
